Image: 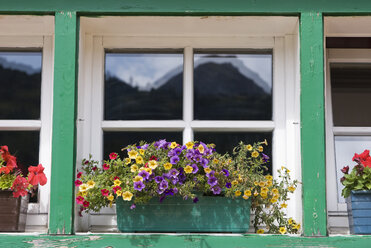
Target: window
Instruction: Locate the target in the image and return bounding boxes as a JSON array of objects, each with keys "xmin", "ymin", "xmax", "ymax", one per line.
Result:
[
  {"xmin": 77, "ymin": 16, "xmax": 300, "ymax": 232},
  {"xmin": 0, "ymin": 16, "xmax": 54, "ymax": 232}
]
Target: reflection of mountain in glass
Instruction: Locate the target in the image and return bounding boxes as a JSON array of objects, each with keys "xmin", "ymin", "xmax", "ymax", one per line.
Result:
[
  {"xmin": 0, "ymin": 56, "xmax": 42, "ymax": 119},
  {"xmin": 105, "ymin": 57, "xmax": 272, "ymax": 120}
]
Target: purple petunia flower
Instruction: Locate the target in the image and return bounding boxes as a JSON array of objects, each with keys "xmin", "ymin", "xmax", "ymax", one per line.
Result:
[
  {"xmin": 173, "ymin": 187, "xmax": 178, "ymax": 194},
  {"xmin": 169, "ymin": 168, "xmax": 179, "ymax": 178},
  {"xmin": 164, "ymin": 189, "xmax": 174, "ymax": 196},
  {"xmin": 141, "ymin": 144, "xmax": 149, "ymax": 150},
  {"xmin": 262, "ymin": 153, "xmax": 270, "ymax": 163},
  {"xmin": 186, "ymin": 150, "xmax": 194, "ymax": 161},
  {"xmin": 138, "ymin": 170, "xmax": 150, "ymax": 180},
  {"xmin": 225, "ymin": 182, "xmax": 232, "ymax": 188},
  {"xmin": 171, "ymin": 178, "xmax": 179, "ymax": 185},
  {"xmin": 174, "ymin": 147, "xmax": 182, "ymax": 156},
  {"xmin": 222, "ymin": 169, "xmax": 229, "ymax": 177},
  {"xmin": 208, "ymin": 176, "xmax": 218, "ymax": 187},
  {"xmin": 211, "ymin": 186, "xmax": 222, "ymax": 195},
  {"xmin": 130, "ymin": 204, "xmax": 136, "ymax": 209},
  {"xmin": 193, "ymin": 197, "xmax": 199, "ymax": 203},
  {"xmin": 170, "ymin": 155, "xmax": 180, "ymax": 164},
  {"xmin": 155, "ymin": 176, "xmax": 164, "ymax": 184},
  {"xmin": 194, "ymin": 155, "xmax": 202, "ymax": 163},
  {"xmin": 159, "ymin": 180, "xmax": 168, "ymax": 190},
  {"xmin": 201, "ymin": 158, "xmax": 209, "ymax": 168},
  {"xmin": 154, "ymin": 139, "xmax": 168, "ymax": 149},
  {"xmin": 163, "ymin": 172, "xmax": 171, "ymax": 180},
  {"xmin": 206, "ymin": 170, "xmax": 215, "ymax": 178},
  {"xmin": 134, "ymin": 181, "xmax": 145, "ymax": 191},
  {"xmin": 191, "ymin": 164, "xmax": 199, "ymax": 174}
]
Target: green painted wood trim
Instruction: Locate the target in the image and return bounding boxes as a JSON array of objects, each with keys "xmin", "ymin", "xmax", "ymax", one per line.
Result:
[
  {"xmin": 300, "ymin": 12, "xmax": 327, "ymax": 236},
  {"xmin": 49, "ymin": 11, "xmax": 78, "ymax": 235},
  {"xmin": 1, "ymin": 234, "xmax": 371, "ymax": 247},
  {"xmin": 1, "ymin": 0, "xmax": 371, "ymax": 14}
]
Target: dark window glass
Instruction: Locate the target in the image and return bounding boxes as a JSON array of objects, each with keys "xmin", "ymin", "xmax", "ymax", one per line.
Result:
[
  {"xmin": 331, "ymin": 63, "xmax": 371, "ymax": 126},
  {"xmin": 0, "ymin": 52, "xmax": 42, "ymax": 119},
  {"xmin": 194, "ymin": 132, "xmax": 272, "ymax": 174},
  {"xmin": 193, "ymin": 51, "xmax": 272, "ymax": 120},
  {"xmin": 104, "ymin": 52, "xmax": 183, "ymax": 120},
  {"xmin": 104, "ymin": 131, "xmax": 183, "ymax": 160}
]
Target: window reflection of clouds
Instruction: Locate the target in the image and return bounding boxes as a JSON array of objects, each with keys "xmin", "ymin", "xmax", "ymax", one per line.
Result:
[
  {"xmin": 105, "ymin": 54, "xmax": 183, "ymax": 90},
  {"xmin": 0, "ymin": 52, "xmax": 42, "ymax": 74}
]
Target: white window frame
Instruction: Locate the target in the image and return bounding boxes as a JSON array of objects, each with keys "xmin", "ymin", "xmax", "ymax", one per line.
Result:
[
  {"xmin": 0, "ymin": 15, "xmax": 54, "ymax": 232},
  {"xmin": 77, "ymin": 16, "xmax": 300, "ymax": 232}
]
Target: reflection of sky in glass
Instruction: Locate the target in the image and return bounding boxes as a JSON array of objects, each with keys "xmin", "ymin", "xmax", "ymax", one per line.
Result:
[
  {"xmin": 0, "ymin": 52, "xmax": 42, "ymax": 74},
  {"xmin": 105, "ymin": 53, "xmax": 183, "ymax": 91},
  {"xmin": 194, "ymin": 54, "xmax": 272, "ymax": 90}
]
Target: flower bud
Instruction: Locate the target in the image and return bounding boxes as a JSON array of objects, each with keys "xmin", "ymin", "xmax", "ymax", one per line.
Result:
[{"xmin": 341, "ymin": 166, "xmax": 349, "ymax": 174}]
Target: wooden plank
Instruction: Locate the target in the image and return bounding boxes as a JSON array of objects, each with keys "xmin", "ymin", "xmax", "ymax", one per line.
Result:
[
  {"xmin": 49, "ymin": 11, "xmax": 78, "ymax": 235},
  {"xmin": 300, "ymin": 12, "xmax": 327, "ymax": 236}
]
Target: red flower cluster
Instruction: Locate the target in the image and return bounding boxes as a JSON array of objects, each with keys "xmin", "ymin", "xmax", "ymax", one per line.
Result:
[
  {"xmin": 11, "ymin": 175, "xmax": 29, "ymax": 198},
  {"xmin": 353, "ymin": 149, "xmax": 371, "ymax": 168},
  {"xmin": 0, "ymin": 145, "xmax": 17, "ymax": 174}
]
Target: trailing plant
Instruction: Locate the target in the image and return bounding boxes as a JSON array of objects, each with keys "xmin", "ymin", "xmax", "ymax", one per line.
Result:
[
  {"xmin": 75, "ymin": 139, "xmax": 300, "ymax": 234},
  {"xmin": 341, "ymin": 149, "xmax": 371, "ymax": 198}
]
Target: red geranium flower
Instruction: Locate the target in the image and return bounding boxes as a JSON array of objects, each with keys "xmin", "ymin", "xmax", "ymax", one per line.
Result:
[
  {"xmin": 113, "ymin": 186, "xmax": 121, "ymax": 193},
  {"xmin": 76, "ymin": 196, "xmax": 84, "ymax": 204},
  {"xmin": 101, "ymin": 189, "xmax": 109, "ymax": 196},
  {"xmin": 109, "ymin": 153, "xmax": 118, "ymax": 160},
  {"xmin": 353, "ymin": 149, "xmax": 370, "ymax": 162},
  {"xmin": 28, "ymin": 164, "xmax": 47, "ymax": 186},
  {"xmin": 103, "ymin": 163, "xmax": 110, "ymax": 170},
  {"xmin": 11, "ymin": 175, "xmax": 29, "ymax": 198},
  {"xmin": 113, "ymin": 176, "xmax": 120, "ymax": 180},
  {"xmin": 76, "ymin": 172, "xmax": 82, "ymax": 178},
  {"xmin": 150, "ymin": 156, "xmax": 158, "ymax": 161},
  {"xmin": 92, "ymin": 166, "xmax": 97, "ymax": 171},
  {"xmin": 75, "ymin": 180, "xmax": 82, "ymax": 187},
  {"xmin": 83, "ymin": 201, "xmax": 90, "ymax": 208},
  {"xmin": 0, "ymin": 146, "xmax": 17, "ymax": 174}
]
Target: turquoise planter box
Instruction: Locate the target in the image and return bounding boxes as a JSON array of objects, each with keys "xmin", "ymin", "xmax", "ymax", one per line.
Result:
[
  {"xmin": 347, "ymin": 190, "xmax": 371, "ymax": 234},
  {"xmin": 116, "ymin": 196, "xmax": 251, "ymax": 233}
]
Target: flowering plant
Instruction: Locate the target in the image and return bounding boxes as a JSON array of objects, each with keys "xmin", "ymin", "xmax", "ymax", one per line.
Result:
[
  {"xmin": 75, "ymin": 139, "xmax": 299, "ymax": 234},
  {"xmin": 340, "ymin": 149, "xmax": 371, "ymax": 198},
  {"xmin": 0, "ymin": 146, "xmax": 47, "ymax": 197}
]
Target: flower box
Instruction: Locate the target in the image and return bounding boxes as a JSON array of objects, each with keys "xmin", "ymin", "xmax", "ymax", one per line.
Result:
[
  {"xmin": 347, "ymin": 190, "xmax": 371, "ymax": 234},
  {"xmin": 0, "ymin": 190, "xmax": 28, "ymax": 232},
  {"xmin": 116, "ymin": 195, "xmax": 251, "ymax": 233}
]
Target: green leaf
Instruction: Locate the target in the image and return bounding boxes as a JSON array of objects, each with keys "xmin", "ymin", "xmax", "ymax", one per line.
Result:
[{"xmin": 366, "ymin": 183, "xmax": 371, "ymax": 190}]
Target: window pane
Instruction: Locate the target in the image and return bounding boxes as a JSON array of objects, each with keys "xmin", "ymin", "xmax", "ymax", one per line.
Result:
[
  {"xmin": 331, "ymin": 63, "xmax": 371, "ymax": 126},
  {"xmin": 0, "ymin": 52, "xmax": 42, "ymax": 119},
  {"xmin": 334, "ymin": 136, "xmax": 371, "ymax": 203},
  {"xmin": 103, "ymin": 131, "xmax": 183, "ymax": 160},
  {"xmin": 194, "ymin": 52, "xmax": 272, "ymax": 120},
  {"xmin": 194, "ymin": 132, "xmax": 272, "ymax": 174},
  {"xmin": 105, "ymin": 52, "xmax": 183, "ymax": 120}
]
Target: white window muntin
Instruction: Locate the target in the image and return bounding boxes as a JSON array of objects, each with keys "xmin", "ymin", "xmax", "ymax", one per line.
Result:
[
  {"xmin": 77, "ymin": 16, "xmax": 300, "ymax": 231},
  {"xmin": 0, "ymin": 15, "xmax": 54, "ymax": 230}
]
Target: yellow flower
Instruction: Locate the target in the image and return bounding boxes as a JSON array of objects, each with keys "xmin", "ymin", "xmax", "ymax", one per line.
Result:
[
  {"xmin": 279, "ymin": 227, "xmax": 286, "ymax": 234},
  {"xmin": 204, "ymin": 167, "xmax": 212, "ymax": 174},
  {"xmin": 185, "ymin": 141, "xmax": 194, "ymax": 150},
  {"xmin": 258, "ymin": 146, "xmax": 264, "ymax": 152},
  {"xmin": 122, "ymin": 191, "xmax": 133, "ymax": 201},
  {"xmin": 170, "ymin": 142, "xmax": 178, "ymax": 148},
  {"xmin": 257, "ymin": 229, "xmax": 264, "ymax": 234},
  {"xmin": 133, "ymin": 176, "xmax": 143, "ymax": 182},
  {"xmin": 281, "ymin": 166, "xmax": 286, "ymax": 171},
  {"xmin": 148, "ymin": 160, "xmax": 158, "ymax": 170},
  {"xmin": 260, "ymin": 192, "xmax": 268, "ymax": 198},
  {"xmin": 260, "ymin": 187, "xmax": 268, "ymax": 194},
  {"xmin": 198, "ymin": 145, "xmax": 205, "ymax": 154},
  {"xmin": 254, "ymin": 181, "xmax": 258, "ymax": 186},
  {"xmin": 145, "ymin": 168, "xmax": 152, "ymax": 175},
  {"xmin": 107, "ymin": 194, "xmax": 114, "ymax": 201},
  {"xmin": 231, "ymin": 180, "xmax": 238, "ymax": 186},
  {"xmin": 270, "ymin": 198, "xmax": 277, "ymax": 203},
  {"xmin": 262, "ymin": 139, "xmax": 268, "ymax": 146},
  {"xmin": 184, "ymin": 165, "xmax": 193, "ymax": 174},
  {"xmin": 288, "ymin": 185, "xmax": 296, "ymax": 192},
  {"xmin": 87, "ymin": 180, "xmax": 95, "ymax": 189},
  {"xmin": 242, "ymin": 194, "xmax": 249, "ymax": 200},
  {"xmin": 163, "ymin": 162, "xmax": 172, "ymax": 170},
  {"xmin": 254, "ymin": 191, "xmax": 259, "ymax": 196},
  {"xmin": 113, "ymin": 179, "xmax": 122, "ymax": 186},
  {"xmin": 116, "ymin": 190, "xmax": 122, "ymax": 196},
  {"xmin": 128, "ymin": 150, "xmax": 138, "ymax": 159},
  {"xmin": 251, "ymin": 151, "xmax": 259, "ymax": 158},
  {"xmin": 272, "ymin": 188, "xmax": 279, "ymax": 195},
  {"xmin": 238, "ymin": 175, "xmax": 243, "ymax": 183},
  {"xmin": 139, "ymin": 149, "xmax": 145, "ymax": 155},
  {"xmin": 292, "ymin": 224, "xmax": 299, "ymax": 230},
  {"xmin": 125, "ymin": 158, "xmax": 131, "ymax": 165},
  {"xmin": 136, "ymin": 156, "xmax": 144, "ymax": 164},
  {"xmin": 266, "ymin": 180, "xmax": 273, "ymax": 187},
  {"xmin": 288, "ymin": 218, "xmax": 293, "ymax": 225},
  {"xmin": 244, "ymin": 190, "xmax": 252, "ymax": 196},
  {"xmin": 79, "ymin": 184, "xmax": 89, "ymax": 192},
  {"xmin": 212, "ymin": 158, "xmax": 219, "ymax": 164},
  {"xmin": 273, "ymin": 193, "xmax": 280, "ymax": 199},
  {"xmin": 131, "ymin": 164, "xmax": 138, "ymax": 172},
  {"xmin": 246, "ymin": 144, "xmax": 253, "ymax": 151},
  {"xmin": 265, "ymin": 175, "xmax": 273, "ymax": 181},
  {"xmin": 258, "ymin": 181, "xmax": 266, "ymax": 187},
  {"xmin": 235, "ymin": 190, "xmax": 241, "ymax": 197},
  {"xmin": 281, "ymin": 202, "xmax": 288, "ymax": 208}
]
